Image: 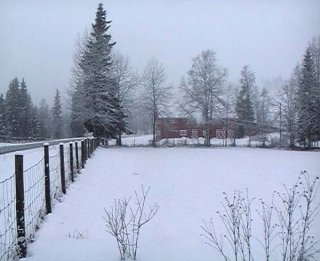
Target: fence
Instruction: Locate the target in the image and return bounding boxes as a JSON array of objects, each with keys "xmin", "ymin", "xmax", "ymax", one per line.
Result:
[{"xmin": 0, "ymin": 138, "xmax": 99, "ymax": 261}]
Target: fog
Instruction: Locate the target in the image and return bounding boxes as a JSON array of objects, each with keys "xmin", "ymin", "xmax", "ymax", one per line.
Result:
[{"xmin": 0, "ymin": 0, "xmax": 319, "ymax": 104}]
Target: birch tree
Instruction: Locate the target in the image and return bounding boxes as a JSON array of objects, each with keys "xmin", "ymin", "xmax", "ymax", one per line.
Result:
[
  {"xmin": 180, "ymin": 50, "xmax": 227, "ymax": 146},
  {"xmin": 140, "ymin": 58, "xmax": 171, "ymax": 147}
]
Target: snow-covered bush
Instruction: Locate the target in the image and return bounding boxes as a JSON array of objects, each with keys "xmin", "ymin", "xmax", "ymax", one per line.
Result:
[
  {"xmin": 104, "ymin": 186, "xmax": 159, "ymax": 260},
  {"xmin": 201, "ymin": 171, "xmax": 320, "ymax": 260}
]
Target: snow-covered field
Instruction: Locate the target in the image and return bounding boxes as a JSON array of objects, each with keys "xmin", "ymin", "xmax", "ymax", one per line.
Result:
[{"xmin": 18, "ymin": 147, "xmax": 320, "ymax": 261}]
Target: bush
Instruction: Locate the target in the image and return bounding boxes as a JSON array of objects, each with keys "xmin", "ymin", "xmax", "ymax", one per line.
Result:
[
  {"xmin": 201, "ymin": 171, "xmax": 320, "ymax": 260},
  {"xmin": 104, "ymin": 185, "xmax": 159, "ymax": 260}
]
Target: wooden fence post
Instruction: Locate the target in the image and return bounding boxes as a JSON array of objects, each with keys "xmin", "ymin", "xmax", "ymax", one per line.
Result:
[
  {"xmin": 69, "ymin": 143, "xmax": 74, "ymax": 182},
  {"xmin": 15, "ymin": 154, "xmax": 27, "ymax": 258},
  {"xmin": 87, "ymin": 139, "xmax": 91, "ymax": 158},
  {"xmin": 44, "ymin": 143, "xmax": 51, "ymax": 214},
  {"xmin": 81, "ymin": 140, "xmax": 85, "ymax": 168},
  {"xmin": 84, "ymin": 139, "xmax": 87, "ymax": 159},
  {"xmin": 59, "ymin": 143, "xmax": 66, "ymax": 194},
  {"xmin": 75, "ymin": 141, "xmax": 79, "ymax": 173}
]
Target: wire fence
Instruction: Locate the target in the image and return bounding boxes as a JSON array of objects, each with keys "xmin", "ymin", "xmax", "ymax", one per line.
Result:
[
  {"xmin": 0, "ymin": 138, "xmax": 98, "ymax": 261},
  {"xmin": 0, "ymin": 174, "xmax": 17, "ymax": 261},
  {"xmin": 23, "ymin": 158, "xmax": 45, "ymax": 243}
]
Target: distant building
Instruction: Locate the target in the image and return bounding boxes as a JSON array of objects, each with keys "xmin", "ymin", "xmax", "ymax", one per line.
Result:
[{"xmin": 155, "ymin": 117, "xmax": 236, "ymax": 141}]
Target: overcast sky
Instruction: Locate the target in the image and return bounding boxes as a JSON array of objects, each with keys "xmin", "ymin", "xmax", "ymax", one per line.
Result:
[{"xmin": 0, "ymin": 0, "xmax": 319, "ymax": 104}]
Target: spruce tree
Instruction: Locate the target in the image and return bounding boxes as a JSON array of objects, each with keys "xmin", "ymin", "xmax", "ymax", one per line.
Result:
[
  {"xmin": 309, "ymin": 36, "xmax": 320, "ymax": 142},
  {"xmin": 6, "ymin": 78, "xmax": 21, "ymax": 139},
  {"xmin": 235, "ymin": 65, "xmax": 256, "ymax": 139},
  {"xmin": 19, "ymin": 78, "xmax": 33, "ymax": 138},
  {"xmin": 52, "ymin": 89, "xmax": 63, "ymax": 139},
  {"xmin": 296, "ymin": 48, "xmax": 317, "ymax": 147},
  {"xmin": 71, "ymin": 3, "xmax": 126, "ymax": 139},
  {"xmin": 38, "ymin": 99, "xmax": 51, "ymax": 139},
  {"xmin": 31, "ymin": 105, "xmax": 40, "ymax": 139},
  {"xmin": 0, "ymin": 94, "xmax": 7, "ymax": 140}
]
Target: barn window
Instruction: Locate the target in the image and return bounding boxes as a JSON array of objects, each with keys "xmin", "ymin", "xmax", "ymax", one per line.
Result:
[
  {"xmin": 192, "ymin": 129, "xmax": 198, "ymax": 138},
  {"xmin": 203, "ymin": 130, "xmax": 207, "ymax": 137},
  {"xmin": 180, "ymin": 130, "xmax": 187, "ymax": 136}
]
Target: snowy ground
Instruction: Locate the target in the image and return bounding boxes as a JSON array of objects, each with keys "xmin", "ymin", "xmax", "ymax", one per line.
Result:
[{"xmin": 19, "ymin": 147, "xmax": 320, "ymax": 261}]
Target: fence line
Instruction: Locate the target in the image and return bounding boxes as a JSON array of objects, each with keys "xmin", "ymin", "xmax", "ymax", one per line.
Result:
[
  {"xmin": 23, "ymin": 158, "xmax": 45, "ymax": 243},
  {"xmin": 0, "ymin": 174, "xmax": 16, "ymax": 261},
  {"xmin": 0, "ymin": 138, "xmax": 99, "ymax": 261}
]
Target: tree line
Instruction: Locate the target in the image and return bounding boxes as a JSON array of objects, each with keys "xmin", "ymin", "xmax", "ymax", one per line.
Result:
[
  {"xmin": 0, "ymin": 78, "xmax": 65, "ymax": 141},
  {"xmin": 1, "ymin": 3, "xmax": 319, "ymax": 148}
]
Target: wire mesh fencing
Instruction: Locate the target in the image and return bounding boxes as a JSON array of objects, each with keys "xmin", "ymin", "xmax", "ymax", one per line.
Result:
[
  {"xmin": 0, "ymin": 138, "xmax": 99, "ymax": 261},
  {"xmin": 49, "ymin": 151, "xmax": 61, "ymax": 203},
  {"xmin": 0, "ymin": 174, "xmax": 17, "ymax": 261},
  {"xmin": 23, "ymin": 158, "xmax": 45, "ymax": 243}
]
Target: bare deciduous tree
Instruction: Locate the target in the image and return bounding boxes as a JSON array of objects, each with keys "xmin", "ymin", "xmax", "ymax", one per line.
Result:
[
  {"xmin": 140, "ymin": 58, "xmax": 171, "ymax": 146},
  {"xmin": 111, "ymin": 51, "xmax": 138, "ymax": 145},
  {"xmin": 180, "ymin": 50, "xmax": 227, "ymax": 146}
]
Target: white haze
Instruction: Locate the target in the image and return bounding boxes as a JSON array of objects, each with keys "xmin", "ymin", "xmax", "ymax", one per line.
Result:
[{"xmin": 0, "ymin": 0, "xmax": 319, "ymax": 104}]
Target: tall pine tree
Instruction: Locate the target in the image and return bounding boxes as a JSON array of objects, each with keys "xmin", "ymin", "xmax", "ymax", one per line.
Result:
[
  {"xmin": 71, "ymin": 3, "xmax": 126, "ymax": 139},
  {"xmin": 296, "ymin": 48, "xmax": 317, "ymax": 147}
]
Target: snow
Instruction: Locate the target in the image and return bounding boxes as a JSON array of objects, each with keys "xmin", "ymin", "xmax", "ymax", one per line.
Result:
[{"xmin": 17, "ymin": 147, "xmax": 320, "ymax": 261}]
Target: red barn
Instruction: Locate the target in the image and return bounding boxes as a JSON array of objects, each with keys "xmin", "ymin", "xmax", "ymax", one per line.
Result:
[{"xmin": 155, "ymin": 117, "xmax": 235, "ymax": 141}]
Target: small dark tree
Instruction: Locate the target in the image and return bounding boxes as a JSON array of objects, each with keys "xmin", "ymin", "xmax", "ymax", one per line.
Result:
[
  {"xmin": 0, "ymin": 94, "xmax": 7, "ymax": 140},
  {"xmin": 19, "ymin": 78, "xmax": 33, "ymax": 139},
  {"xmin": 38, "ymin": 99, "xmax": 51, "ymax": 139},
  {"xmin": 235, "ymin": 66, "xmax": 256, "ymax": 142},
  {"xmin": 52, "ymin": 89, "xmax": 63, "ymax": 139}
]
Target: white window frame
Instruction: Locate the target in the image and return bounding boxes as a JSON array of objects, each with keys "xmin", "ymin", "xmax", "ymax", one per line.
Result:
[{"xmin": 180, "ymin": 130, "xmax": 187, "ymax": 137}]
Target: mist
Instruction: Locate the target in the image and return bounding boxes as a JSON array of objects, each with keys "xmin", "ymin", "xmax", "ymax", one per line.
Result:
[{"xmin": 0, "ymin": 0, "xmax": 319, "ymax": 104}]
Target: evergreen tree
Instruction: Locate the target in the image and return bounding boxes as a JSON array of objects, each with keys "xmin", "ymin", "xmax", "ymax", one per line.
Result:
[
  {"xmin": 6, "ymin": 78, "xmax": 21, "ymax": 138},
  {"xmin": 235, "ymin": 65, "xmax": 256, "ymax": 140},
  {"xmin": 0, "ymin": 94, "xmax": 7, "ymax": 139},
  {"xmin": 296, "ymin": 48, "xmax": 317, "ymax": 147},
  {"xmin": 309, "ymin": 36, "xmax": 320, "ymax": 142},
  {"xmin": 71, "ymin": 3, "xmax": 126, "ymax": 139},
  {"xmin": 38, "ymin": 99, "xmax": 51, "ymax": 139},
  {"xmin": 19, "ymin": 78, "xmax": 33, "ymax": 138},
  {"xmin": 31, "ymin": 105, "xmax": 40, "ymax": 139},
  {"xmin": 52, "ymin": 89, "xmax": 63, "ymax": 139}
]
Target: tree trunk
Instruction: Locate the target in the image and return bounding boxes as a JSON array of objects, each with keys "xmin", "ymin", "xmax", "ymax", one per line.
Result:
[
  {"xmin": 117, "ymin": 132, "xmax": 122, "ymax": 146},
  {"xmin": 152, "ymin": 114, "xmax": 156, "ymax": 147}
]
